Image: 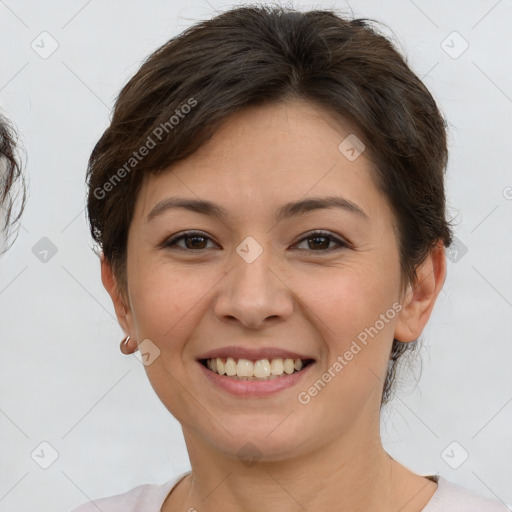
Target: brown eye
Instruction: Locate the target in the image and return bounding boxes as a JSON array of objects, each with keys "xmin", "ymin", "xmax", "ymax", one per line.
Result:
[
  {"xmin": 294, "ymin": 231, "xmax": 347, "ymax": 252},
  {"xmin": 182, "ymin": 235, "xmax": 208, "ymax": 250},
  {"xmin": 162, "ymin": 231, "xmax": 216, "ymax": 250},
  {"xmin": 307, "ymin": 235, "xmax": 330, "ymax": 250}
]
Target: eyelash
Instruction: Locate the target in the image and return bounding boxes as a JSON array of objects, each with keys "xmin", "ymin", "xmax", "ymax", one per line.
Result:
[{"xmin": 161, "ymin": 230, "xmax": 348, "ymax": 253}]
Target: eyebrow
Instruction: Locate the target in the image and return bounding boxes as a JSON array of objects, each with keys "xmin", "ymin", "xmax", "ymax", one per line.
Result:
[{"xmin": 147, "ymin": 195, "xmax": 369, "ymax": 223}]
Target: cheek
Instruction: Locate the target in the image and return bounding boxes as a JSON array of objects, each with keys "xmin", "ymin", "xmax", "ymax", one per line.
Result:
[
  {"xmin": 300, "ymin": 268, "xmax": 399, "ymax": 398},
  {"xmin": 294, "ymin": 263, "xmax": 397, "ymax": 340},
  {"xmin": 298, "ymin": 271, "xmax": 398, "ymax": 410},
  {"xmin": 128, "ymin": 262, "xmax": 217, "ymax": 343}
]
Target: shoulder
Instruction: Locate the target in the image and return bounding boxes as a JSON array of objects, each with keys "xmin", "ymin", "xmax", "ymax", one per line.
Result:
[
  {"xmin": 69, "ymin": 482, "xmax": 170, "ymax": 512},
  {"xmin": 69, "ymin": 473, "xmax": 188, "ymax": 512},
  {"xmin": 423, "ymin": 477, "xmax": 509, "ymax": 512}
]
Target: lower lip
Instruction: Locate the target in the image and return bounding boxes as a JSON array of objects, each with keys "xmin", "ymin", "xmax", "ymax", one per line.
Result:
[{"xmin": 197, "ymin": 360, "xmax": 315, "ymax": 397}]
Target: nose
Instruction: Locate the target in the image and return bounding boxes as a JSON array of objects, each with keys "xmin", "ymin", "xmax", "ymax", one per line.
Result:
[{"xmin": 213, "ymin": 248, "xmax": 294, "ymax": 330}]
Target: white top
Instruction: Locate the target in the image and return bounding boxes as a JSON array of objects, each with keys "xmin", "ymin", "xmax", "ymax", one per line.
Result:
[{"xmin": 70, "ymin": 472, "xmax": 509, "ymax": 512}]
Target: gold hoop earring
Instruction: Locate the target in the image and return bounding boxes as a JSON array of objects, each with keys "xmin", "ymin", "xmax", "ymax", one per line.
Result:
[{"xmin": 120, "ymin": 336, "xmax": 135, "ymax": 355}]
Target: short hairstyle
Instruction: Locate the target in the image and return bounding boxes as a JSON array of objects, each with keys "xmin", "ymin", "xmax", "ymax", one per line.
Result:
[
  {"xmin": 86, "ymin": 5, "xmax": 454, "ymax": 404},
  {"xmin": 0, "ymin": 113, "xmax": 25, "ymax": 251}
]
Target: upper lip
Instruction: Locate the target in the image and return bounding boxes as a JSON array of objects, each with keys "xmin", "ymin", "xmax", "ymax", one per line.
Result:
[{"xmin": 197, "ymin": 346, "xmax": 315, "ymax": 361}]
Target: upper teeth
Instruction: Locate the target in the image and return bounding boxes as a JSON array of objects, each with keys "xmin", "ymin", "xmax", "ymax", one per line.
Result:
[{"xmin": 206, "ymin": 357, "xmax": 305, "ymax": 378}]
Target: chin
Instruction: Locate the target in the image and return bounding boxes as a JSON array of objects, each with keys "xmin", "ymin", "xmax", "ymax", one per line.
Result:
[{"xmin": 198, "ymin": 416, "xmax": 316, "ymax": 462}]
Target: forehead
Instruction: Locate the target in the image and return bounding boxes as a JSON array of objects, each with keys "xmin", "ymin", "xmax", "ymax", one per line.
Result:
[{"xmin": 134, "ymin": 99, "xmax": 386, "ymax": 224}]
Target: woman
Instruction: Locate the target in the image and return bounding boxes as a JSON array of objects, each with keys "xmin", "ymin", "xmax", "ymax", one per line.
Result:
[{"xmin": 74, "ymin": 5, "xmax": 508, "ymax": 511}]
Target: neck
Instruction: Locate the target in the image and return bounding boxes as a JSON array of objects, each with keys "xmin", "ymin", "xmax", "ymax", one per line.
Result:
[{"xmin": 163, "ymin": 415, "xmax": 436, "ymax": 512}]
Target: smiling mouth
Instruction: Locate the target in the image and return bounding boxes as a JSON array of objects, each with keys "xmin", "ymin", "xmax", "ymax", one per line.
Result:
[{"xmin": 199, "ymin": 357, "xmax": 315, "ymax": 380}]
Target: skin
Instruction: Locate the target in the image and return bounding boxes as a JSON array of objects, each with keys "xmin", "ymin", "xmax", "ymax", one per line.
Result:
[{"xmin": 102, "ymin": 99, "xmax": 446, "ymax": 512}]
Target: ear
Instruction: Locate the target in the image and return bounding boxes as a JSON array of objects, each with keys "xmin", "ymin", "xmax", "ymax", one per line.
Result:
[
  {"xmin": 100, "ymin": 254, "xmax": 135, "ymax": 337},
  {"xmin": 394, "ymin": 241, "xmax": 447, "ymax": 343}
]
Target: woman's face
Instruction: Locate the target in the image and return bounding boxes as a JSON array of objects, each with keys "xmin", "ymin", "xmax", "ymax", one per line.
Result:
[{"xmin": 104, "ymin": 99, "xmax": 444, "ymax": 462}]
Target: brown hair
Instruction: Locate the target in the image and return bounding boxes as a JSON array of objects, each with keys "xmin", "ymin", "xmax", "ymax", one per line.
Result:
[
  {"xmin": 0, "ymin": 113, "xmax": 25, "ymax": 251},
  {"xmin": 86, "ymin": 5, "xmax": 454, "ymax": 404}
]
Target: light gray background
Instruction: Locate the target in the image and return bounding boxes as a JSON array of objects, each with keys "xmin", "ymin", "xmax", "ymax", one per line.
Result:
[{"xmin": 1, "ymin": 1, "xmax": 511, "ymax": 511}]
